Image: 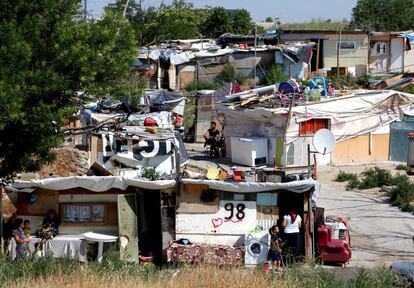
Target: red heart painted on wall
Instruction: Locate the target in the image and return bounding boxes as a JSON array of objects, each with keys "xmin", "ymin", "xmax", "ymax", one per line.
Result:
[{"xmin": 211, "ymin": 218, "xmax": 223, "ymax": 228}]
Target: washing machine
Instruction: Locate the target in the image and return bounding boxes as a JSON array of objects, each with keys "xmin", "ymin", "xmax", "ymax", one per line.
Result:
[{"xmin": 244, "ymin": 232, "xmax": 269, "ymax": 267}]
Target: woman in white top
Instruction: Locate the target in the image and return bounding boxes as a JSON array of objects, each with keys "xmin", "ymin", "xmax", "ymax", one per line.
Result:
[{"xmin": 282, "ymin": 210, "xmax": 302, "ymax": 262}]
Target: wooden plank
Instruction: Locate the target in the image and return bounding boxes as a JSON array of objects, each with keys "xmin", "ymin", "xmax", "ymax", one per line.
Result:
[{"xmin": 118, "ymin": 194, "xmax": 139, "ymax": 263}]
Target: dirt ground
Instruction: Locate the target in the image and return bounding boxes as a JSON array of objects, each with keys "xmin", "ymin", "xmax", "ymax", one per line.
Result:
[{"xmin": 318, "ymin": 163, "xmax": 414, "ymax": 268}]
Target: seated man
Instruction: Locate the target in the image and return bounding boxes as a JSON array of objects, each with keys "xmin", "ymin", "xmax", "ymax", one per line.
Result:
[{"xmin": 203, "ymin": 122, "xmax": 222, "ymax": 157}]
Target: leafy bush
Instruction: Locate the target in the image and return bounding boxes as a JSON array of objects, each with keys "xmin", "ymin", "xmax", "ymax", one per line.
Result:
[
  {"xmin": 358, "ymin": 167, "xmax": 393, "ymax": 189},
  {"xmin": 142, "ymin": 166, "xmax": 161, "ymax": 181},
  {"xmin": 395, "ymin": 164, "xmax": 408, "ymax": 171},
  {"xmin": 184, "ymin": 79, "xmax": 222, "ymax": 92},
  {"xmin": 335, "ymin": 170, "xmax": 358, "ymax": 182},
  {"xmin": 387, "ymin": 175, "xmax": 414, "ymax": 214},
  {"xmin": 337, "ymin": 166, "xmax": 414, "ymax": 214},
  {"xmin": 347, "ymin": 177, "xmax": 361, "ymax": 189},
  {"xmin": 263, "ymin": 64, "xmax": 286, "ymax": 85}
]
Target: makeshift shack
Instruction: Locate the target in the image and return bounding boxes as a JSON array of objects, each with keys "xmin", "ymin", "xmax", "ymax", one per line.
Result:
[
  {"xmin": 82, "ymin": 98, "xmax": 188, "ymax": 177},
  {"xmin": 173, "ymin": 179, "xmax": 316, "ymax": 260},
  {"xmin": 369, "ymin": 31, "xmax": 414, "ymax": 75},
  {"xmin": 218, "ymin": 90, "xmax": 414, "ymax": 166},
  {"xmin": 6, "ymin": 177, "xmax": 177, "ymax": 264},
  {"xmin": 279, "ymin": 30, "xmax": 369, "ymax": 75}
]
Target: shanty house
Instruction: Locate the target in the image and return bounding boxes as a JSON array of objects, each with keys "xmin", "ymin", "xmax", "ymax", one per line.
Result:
[
  {"xmin": 369, "ymin": 31, "xmax": 414, "ymax": 75},
  {"xmin": 218, "ymin": 90, "xmax": 414, "ymax": 166},
  {"xmin": 279, "ymin": 30, "xmax": 369, "ymax": 76},
  {"xmin": 7, "ymin": 177, "xmax": 177, "ymax": 264},
  {"xmin": 174, "ymin": 179, "xmax": 315, "ymax": 257}
]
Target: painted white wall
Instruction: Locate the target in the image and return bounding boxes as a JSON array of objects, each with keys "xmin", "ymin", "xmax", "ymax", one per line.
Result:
[
  {"xmin": 404, "ymin": 46, "xmax": 414, "ymax": 73},
  {"xmin": 176, "ymin": 201, "xmax": 256, "ymax": 246},
  {"xmin": 323, "ymin": 34, "xmax": 369, "ymax": 69},
  {"xmin": 286, "ymin": 136, "xmax": 332, "ymax": 166},
  {"xmin": 391, "ymin": 38, "xmax": 404, "ymax": 73}
]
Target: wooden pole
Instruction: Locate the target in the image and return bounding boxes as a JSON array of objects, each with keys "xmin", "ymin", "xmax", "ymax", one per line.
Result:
[
  {"xmin": 254, "ymin": 26, "xmax": 257, "ymax": 88},
  {"xmin": 337, "ymin": 29, "xmax": 342, "ymax": 77},
  {"xmin": 316, "ymin": 39, "xmax": 321, "ymax": 72}
]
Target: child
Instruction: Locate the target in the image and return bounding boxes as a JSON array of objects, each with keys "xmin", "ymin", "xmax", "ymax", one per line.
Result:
[
  {"xmin": 22, "ymin": 219, "xmax": 32, "ymax": 256},
  {"xmin": 33, "ymin": 242, "xmax": 44, "ymax": 258},
  {"xmin": 268, "ymin": 225, "xmax": 283, "ymax": 272},
  {"xmin": 22, "ymin": 219, "xmax": 31, "ymax": 238}
]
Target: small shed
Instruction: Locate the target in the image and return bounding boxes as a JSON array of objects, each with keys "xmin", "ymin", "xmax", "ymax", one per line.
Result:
[
  {"xmin": 176, "ymin": 179, "xmax": 316, "ymax": 258},
  {"xmin": 218, "ymin": 90, "xmax": 414, "ymax": 166},
  {"xmin": 369, "ymin": 31, "xmax": 414, "ymax": 75},
  {"xmin": 7, "ymin": 176, "xmax": 177, "ymax": 264},
  {"xmin": 279, "ymin": 30, "xmax": 369, "ymax": 74}
]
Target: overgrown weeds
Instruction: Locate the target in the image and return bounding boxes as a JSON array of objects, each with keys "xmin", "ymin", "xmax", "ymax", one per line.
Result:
[
  {"xmin": 1, "ymin": 255, "xmax": 407, "ymax": 288},
  {"xmin": 335, "ymin": 170, "xmax": 358, "ymax": 182},
  {"xmin": 335, "ymin": 166, "xmax": 414, "ymax": 214},
  {"xmin": 395, "ymin": 164, "xmax": 408, "ymax": 171},
  {"xmin": 386, "ymin": 175, "xmax": 414, "ymax": 213},
  {"xmin": 358, "ymin": 167, "xmax": 394, "ymax": 189},
  {"xmin": 0, "ymin": 248, "xmax": 408, "ymax": 287},
  {"xmin": 334, "ymin": 171, "xmax": 360, "ymax": 189},
  {"xmin": 262, "ymin": 64, "xmax": 286, "ymax": 85}
]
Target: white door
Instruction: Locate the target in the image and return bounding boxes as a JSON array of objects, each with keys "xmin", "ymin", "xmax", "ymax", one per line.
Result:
[{"xmin": 390, "ymin": 38, "xmax": 404, "ymax": 73}]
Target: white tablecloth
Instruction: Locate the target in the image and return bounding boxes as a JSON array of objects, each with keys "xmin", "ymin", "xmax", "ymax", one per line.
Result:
[{"xmin": 10, "ymin": 235, "xmax": 86, "ymax": 262}]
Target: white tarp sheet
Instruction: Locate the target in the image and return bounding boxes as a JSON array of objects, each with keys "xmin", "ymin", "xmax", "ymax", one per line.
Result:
[
  {"xmin": 7, "ymin": 176, "xmax": 176, "ymax": 192},
  {"xmin": 7, "ymin": 177, "xmax": 314, "ymax": 194},
  {"xmin": 182, "ymin": 179, "xmax": 314, "ymax": 193},
  {"xmin": 219, "ymin": 90, "xmax": 414, "ymax": 144}
]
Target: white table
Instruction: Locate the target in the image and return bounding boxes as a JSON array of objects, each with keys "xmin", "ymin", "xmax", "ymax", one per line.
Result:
[
  {"xmin": 10, "ymin": 235, "xmax": 86, "ymax": 262},
  {"xmin": 83, "ymin": 232, "xmax": 118, "ymax": 262}
]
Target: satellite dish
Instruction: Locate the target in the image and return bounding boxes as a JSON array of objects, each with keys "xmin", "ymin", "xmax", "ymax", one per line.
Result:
[{"xmin": 313, "ymin": 129, "xmax": 336, "ymax": 155}]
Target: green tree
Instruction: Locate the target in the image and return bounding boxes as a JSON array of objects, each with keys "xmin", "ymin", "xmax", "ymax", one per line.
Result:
[
  {"xmin": 351, "ymin": 0, "xmax": 414, "ymax": 31},
  {"xmin": 107, "ymin": 0, "xmax": 207, "ymax": 45},
  {"xmin": 202, "ymin": 7, "xmax": 233, "ymax": 38},
  {"xmin": 265, "ymin": 17, "xmax": 273, "ymax": 23},
  {"xmin": 231, "ymin": 9, "xmax": 253, "ymax": 34},
  {"xmin": 0, "ymin": 1, "xmax": 139, "ymax": 177}
]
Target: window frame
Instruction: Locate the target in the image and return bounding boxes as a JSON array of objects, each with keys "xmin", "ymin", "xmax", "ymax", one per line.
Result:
[
  {"xmin": 59, "ymin": 202, "xmax": 117, "ymax": 226},
  {"xmin": 337, "ymin": 41, "xmax": 356, "ymax": 51},
  {"xmin": 299, "ymin": 118, "xmax": 330, "ymax": 136}
]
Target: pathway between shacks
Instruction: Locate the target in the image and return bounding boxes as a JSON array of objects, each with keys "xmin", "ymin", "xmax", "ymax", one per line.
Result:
[{"xmin": 318, "ymin": 166, "xmax": 414, "ymax": 268}]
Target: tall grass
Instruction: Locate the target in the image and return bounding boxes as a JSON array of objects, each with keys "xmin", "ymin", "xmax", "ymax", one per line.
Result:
[{"xmin": 1, "ymin": 253, "xmax": 408, "ymax": 288}]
